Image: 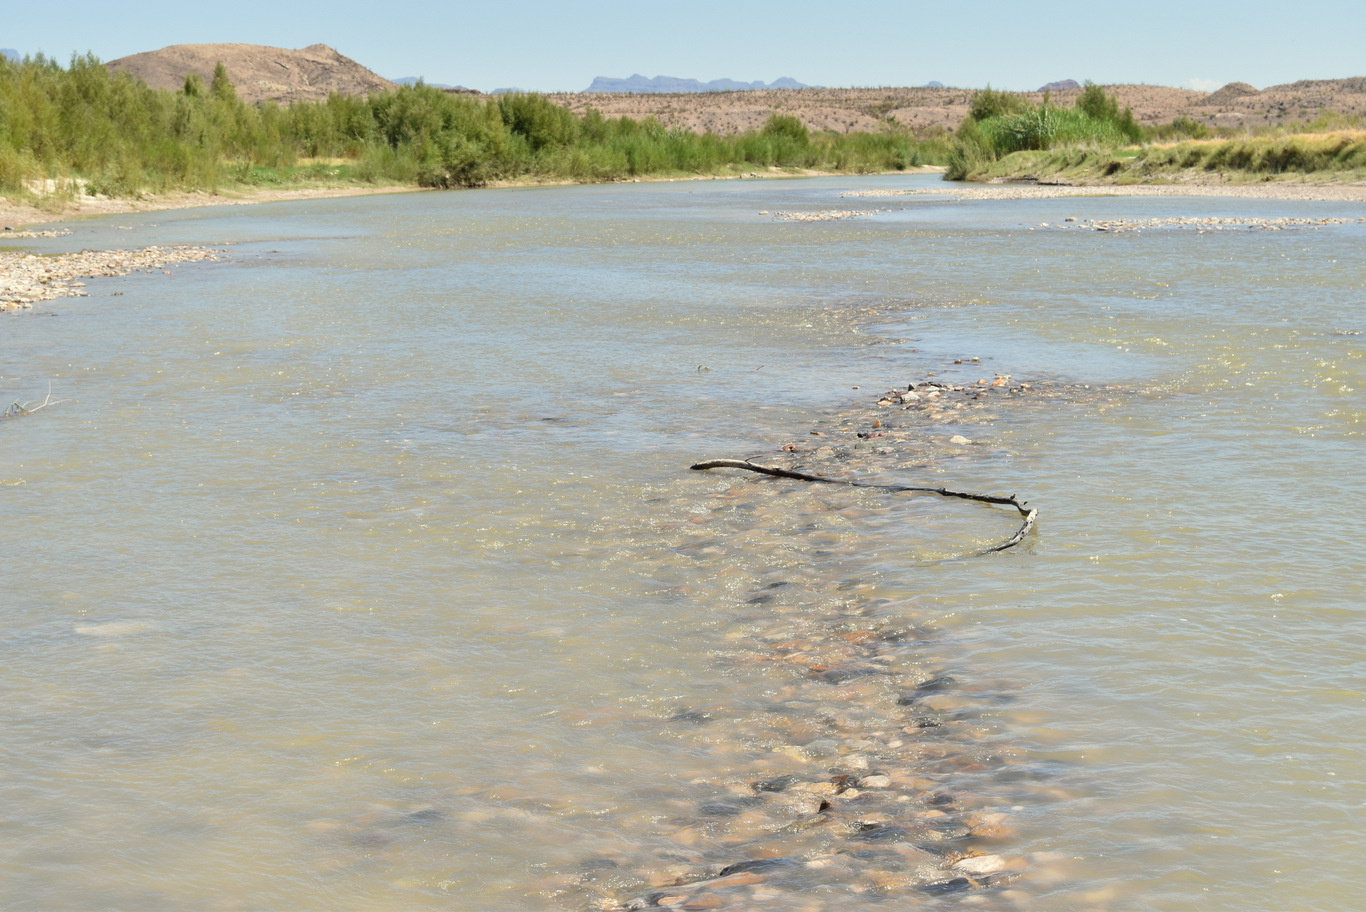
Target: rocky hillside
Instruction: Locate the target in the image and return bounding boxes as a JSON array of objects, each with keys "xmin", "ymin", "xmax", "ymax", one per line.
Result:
[
  {"xmin": 106, "ymin": 43, "xmax": 394, "ymax": 105},
  {"xmin": 548, "ymin": 78, "xmax": 1366, "ymax": 135}
]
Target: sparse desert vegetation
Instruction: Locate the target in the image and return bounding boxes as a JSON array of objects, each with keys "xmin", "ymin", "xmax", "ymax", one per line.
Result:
[
  {"xmin": 0, "ymin": 52, "xmax": 946, "ymax": 209},
  {"xmin": 2, "ymin": 47, "xmax": 1365, "ymax": 219}
]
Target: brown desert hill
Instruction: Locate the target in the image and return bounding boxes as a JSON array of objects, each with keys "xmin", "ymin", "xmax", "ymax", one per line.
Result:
[
  {"xmin": 106, "ymin": 43, "xmax": 395, "ymax": 105},
  {"xmin": 1203, "ymin": 81, "xmax": 1260, "ymax": 106},
  {"xmin": 544, "ymin": 85, "xmax": 1208, "ymax": 136},
  {"xmin": 1187, "ymin": 77, "xmax": 1366, "ymax": 126}
]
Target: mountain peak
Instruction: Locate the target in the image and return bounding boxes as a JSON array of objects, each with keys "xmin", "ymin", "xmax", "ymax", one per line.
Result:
[{"xmin": 585, "ymin": 74, "xmax": 812, "ymax": 94}]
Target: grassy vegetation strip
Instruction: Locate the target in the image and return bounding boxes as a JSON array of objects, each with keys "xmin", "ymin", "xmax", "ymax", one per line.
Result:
[{"xmin": 956, "ymin": 131, "xmax": 1366, "ymax": 185}]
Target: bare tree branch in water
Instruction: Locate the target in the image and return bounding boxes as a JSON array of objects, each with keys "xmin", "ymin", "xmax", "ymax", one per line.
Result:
[
  {"xmin": 1, "ymin": 384, "xmax": 70, "ymax": 421},
  {"xmin": 690, "ymin": 458, "xmax": 1037, "ymax": 555}
]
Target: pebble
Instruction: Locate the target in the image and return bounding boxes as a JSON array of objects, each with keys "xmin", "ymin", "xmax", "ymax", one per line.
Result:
[{"xmin": 952, "ymin": 854, "xmax": 1012, "ymax": 875}]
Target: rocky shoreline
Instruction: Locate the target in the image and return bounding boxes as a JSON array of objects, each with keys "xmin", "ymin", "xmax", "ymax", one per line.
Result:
[
  {"xmin": 0, "ymin": 244, "xmax": 224, "ymax": 311},
  {"xmin": 0, "ymin": 184, "xmax": 422, "ymax": 234},
  {"xmin": 844, "ymin": 182, "xmax": 1366, "ymax": 202}
]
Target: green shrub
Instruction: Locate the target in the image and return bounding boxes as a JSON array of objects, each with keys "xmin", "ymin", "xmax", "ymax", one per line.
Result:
[
  {"xmin": 498, "ymin": 92, "xmax": 576, "ymax": 152},
  {"xmin": 761, "ymin": 113, "xmax": 809, "ymax": 145},
  {"xmin": 967, "ymin": 85, "xmax": 1030, "ymax": 122}
]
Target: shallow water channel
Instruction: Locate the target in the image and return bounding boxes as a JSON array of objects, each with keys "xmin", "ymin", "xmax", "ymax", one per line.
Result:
[{"xmin": 2, "ymin": 175, "xmax": 1363, "ymax": 911}]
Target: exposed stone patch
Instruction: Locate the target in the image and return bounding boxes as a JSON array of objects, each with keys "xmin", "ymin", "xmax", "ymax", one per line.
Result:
[
  {"xmin": 770, "ymin": 209, "xmax": 884, "ymax": 222},
  {"xmin": 1, "ymin": 245, "xmax": 224, "ymax": 311}
]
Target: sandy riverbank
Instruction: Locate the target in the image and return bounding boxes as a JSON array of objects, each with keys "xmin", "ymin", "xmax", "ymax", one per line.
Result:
[
  {"xmin": 0, "ymin": 184, "xmax": 422, "ymax": 232},
  {"xmin": 845, "ymin": 179, "xmax": 1366, "ymax": 202},
  {"xmin": 0, "ymin": 173, "xmax": 859, "ymax": 231}
]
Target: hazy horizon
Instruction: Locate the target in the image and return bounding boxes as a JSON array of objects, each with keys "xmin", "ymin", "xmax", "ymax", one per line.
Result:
[{"xmin": 7, "ymin": 0, "xmax": 1364, "ymax": 95}]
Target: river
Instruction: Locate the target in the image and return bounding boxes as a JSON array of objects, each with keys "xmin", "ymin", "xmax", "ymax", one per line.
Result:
[{"xmin": 2, "ymin": 174, "xmax": 1363, "ymax": 911}]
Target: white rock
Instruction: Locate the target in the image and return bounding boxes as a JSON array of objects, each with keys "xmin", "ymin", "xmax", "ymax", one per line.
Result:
[{"xmin": 953, "ymin": 854, "xmax": 1010, "ymax": 875}]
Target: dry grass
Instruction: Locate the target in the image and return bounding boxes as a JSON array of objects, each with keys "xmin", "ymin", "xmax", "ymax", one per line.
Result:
[{"xmin": 969, "ymin": 129, "xmax": 1366, "ymax": 185}]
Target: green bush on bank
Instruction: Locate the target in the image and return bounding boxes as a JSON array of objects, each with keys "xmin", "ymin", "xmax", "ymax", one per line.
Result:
[
  {"xmin": 0, "ymin": 54, "xmax": 950, "ymax": 199},
  {"xmin": 947, "ymin": 81, "xmax": 1144, "ymax": 180}
]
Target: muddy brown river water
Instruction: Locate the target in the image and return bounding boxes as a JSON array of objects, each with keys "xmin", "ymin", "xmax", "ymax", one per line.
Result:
[{"xmin": 2, "ymin": 175, "xmax": 1363, "ymax": 910}]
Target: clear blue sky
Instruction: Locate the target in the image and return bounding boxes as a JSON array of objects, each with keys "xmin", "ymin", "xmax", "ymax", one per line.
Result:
[{"xmin": 6, "ymin": 1, "xmax": 1363, "ymax": 94}]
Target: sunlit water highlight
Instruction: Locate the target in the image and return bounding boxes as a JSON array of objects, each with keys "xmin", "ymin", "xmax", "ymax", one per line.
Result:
[{"xmin": 2, "ymin": 176, "xmax": 1363, "ymax": 911}]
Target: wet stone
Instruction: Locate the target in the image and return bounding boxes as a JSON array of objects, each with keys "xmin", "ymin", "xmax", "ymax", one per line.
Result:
[
  {"xmin": 915, "ymin": 674, "xmax": 957, "ymax": 694},
  {"xmin": 397, "ymin": 808, "xmax": 446, "ymax": 825},
  {"xmin": 751, "ymin": 775, "xmax": 801, "ymax": 793},
  {"xmin": 812, "ymin": 667, "xmax": 883, "ymax": 684},
  {"xmin": 760, "ymin": 793, "xmax": 825, "ymax": 818},
  {"xmin": 920, "ymin": 876, "xmax": 975, "ymax": 896},
  {"xmin": 952, "ymin": 853, "xmax": 1012, "ymax": 875},
  {"xmin": 698, "ymin": 803, "xmax": 747, "ymax": 817},
  {"xmin": 908, "ymin": 819, "xmax": 972, "ymax": 843},
  {"xmin": 851, "ymin": 824, "xmax": 908, "ymax": 843},
  {"xmin": 715, "ymin": 857, "xmax": 797, "ymax": 877}
]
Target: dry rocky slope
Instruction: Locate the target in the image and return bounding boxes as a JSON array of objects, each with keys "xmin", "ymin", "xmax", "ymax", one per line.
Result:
[
  {"xmin": 106, "ymin": 43, "xmax": 394, "ymax": 105},
  {"xmin": 546, "ymin": 78, "xmax": 1366, "ymax": 135}
]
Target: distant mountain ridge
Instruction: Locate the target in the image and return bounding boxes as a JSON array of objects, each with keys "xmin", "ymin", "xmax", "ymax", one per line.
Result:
[
  {"xmin": 394, "ymin": 76, "xmax": 454, "ymax": 88},
  {"xmin": 391, "ymin": 77, "xmax": 481, "ymax": 93},
  {"xmin": 1, "ymin": 48, "xmax": 19, "ymax": 62},
  {"xmin": 585, "ymin": 74, "xmax": 811, "ymax": 94}
]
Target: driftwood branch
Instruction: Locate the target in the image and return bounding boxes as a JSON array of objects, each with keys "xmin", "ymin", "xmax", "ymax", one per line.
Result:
[
  {"xmin": 690, "ymin": 458, "xmax": 1037, "ymax": 555},
  {"xmin": 1, "ymin": 383, "xmax": 70, "ymax": 421}
]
